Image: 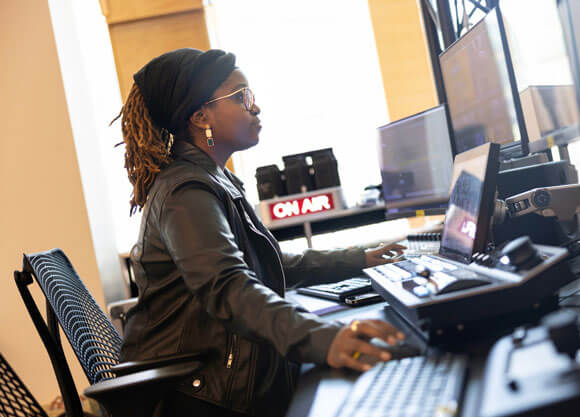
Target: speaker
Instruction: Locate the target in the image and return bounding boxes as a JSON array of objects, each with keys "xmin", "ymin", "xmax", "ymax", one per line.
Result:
[
  {"xmin": 311, "ymin": 149, "xmax": 341, "ymax": 189},
  {"xmin": 283, "ymin": 156, "xmax": 314, "ymax": 195},
  {"xmin": 255, "ymin": 165, "xmax": 286, "ymax": 201}
]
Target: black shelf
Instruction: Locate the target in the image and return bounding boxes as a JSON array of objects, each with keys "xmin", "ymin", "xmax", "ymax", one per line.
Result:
[{"xmin": 270, "ymin": 205, "xmax": 387, "ymax": 242}]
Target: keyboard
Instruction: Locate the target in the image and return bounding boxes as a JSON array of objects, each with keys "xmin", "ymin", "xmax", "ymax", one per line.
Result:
[
  {"xmin": 374, "ymin": 255, "xmax": 480, "ymax": 284},
  {"xmin": 297, "ymin": 277, "xmax": 372, "ymax": 301},
  {"xmin": 335, "ymin": 354, "xmax": 468, "ymax": 417},
  {"xmin": 404, "ymin": 233, "xmax": 441, "ymax": 256}
]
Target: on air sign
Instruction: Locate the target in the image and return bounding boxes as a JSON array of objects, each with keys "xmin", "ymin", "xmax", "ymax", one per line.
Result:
[{"xmin": 269, "ymin": 193, "xmax": 335, "ymax": 220}]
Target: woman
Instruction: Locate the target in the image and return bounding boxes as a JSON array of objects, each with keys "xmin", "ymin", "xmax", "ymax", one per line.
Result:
[{"xmin": 117, "ymin": 48, "xmax": 405, "ymax": 417}]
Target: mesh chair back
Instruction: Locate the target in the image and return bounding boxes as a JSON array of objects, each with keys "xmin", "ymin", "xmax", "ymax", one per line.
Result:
[
  {"xmin": 23, "ymin": 249, "xmax": 123, "ymax": 384},
  {"xmin": 0, "ymin": 353, "xmax": 48, "ymax": 417}
]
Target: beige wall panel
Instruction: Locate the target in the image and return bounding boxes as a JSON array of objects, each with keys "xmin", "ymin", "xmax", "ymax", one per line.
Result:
[
  {"xmin": 101, "ymin": 0, "xmax": 203, "ymax": 24},
  {"xmin": 368, "ymin": 0, "xmax": 437, "ymax": 121},
  {"xmin": 1, "ymin": 0, "xmax": 105, "ymax": 405},
  {"xmin": 109, "ymin": 9, "xmax": 210, "ymax": 99}
]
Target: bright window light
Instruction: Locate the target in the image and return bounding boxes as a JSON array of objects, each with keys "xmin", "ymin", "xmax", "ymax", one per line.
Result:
[
  {"xmin": 501, "ymin": 0, "xmax": 574, "ymax": 90},
  {"xmin": 206, "ymin": 0, "xmax": 389, "ymax": 206}
]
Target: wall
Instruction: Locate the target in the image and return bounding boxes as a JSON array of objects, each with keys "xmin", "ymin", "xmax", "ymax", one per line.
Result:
[
  {"xmin": 368, "ymin": 0, "xmax": 438, "ymax": 121},
  {"xmin": 47, "ymin": 0, "xmax": 127, "ymax": 305},
  {"xmin": 100, "ymin": 0, "xmax": 209, "ymax": 99},
  {"xmin": 0, "ymin": 0, "xmax": 105, "ymax": 405}
]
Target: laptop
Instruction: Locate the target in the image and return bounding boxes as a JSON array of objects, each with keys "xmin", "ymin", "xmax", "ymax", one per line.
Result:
[
  {"xmin": 401, "ymin": 142, "xmax": 500, "ymax": 260},
  {"xmin": 364, "ymin": 143, "xmax": 502, "ymax": 335}
]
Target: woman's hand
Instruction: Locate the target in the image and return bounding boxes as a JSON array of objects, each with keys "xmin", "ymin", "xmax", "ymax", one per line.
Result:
[
  {"xmin": 326, "ymin": 319, "xmax": 405, "ymax": 372},
  {"xmin": 365, "ymin": 243, "xmax": 406, "ymax": 267}
]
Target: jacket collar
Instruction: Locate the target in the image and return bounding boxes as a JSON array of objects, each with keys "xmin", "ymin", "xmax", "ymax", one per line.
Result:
[{"xmin": 172, "ymin": 139, "xmax": 243, "ymax": 199}]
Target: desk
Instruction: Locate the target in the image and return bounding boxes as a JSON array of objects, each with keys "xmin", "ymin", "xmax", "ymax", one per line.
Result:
[
  {"xmin": 285, "ymin": 276, "xmax": 580, "ymax": 417},
  {"xmin": 267, "ymin": 203, "xmax": 445, "ymax": 247},
  {"xmin": 269, "ymin": 203, "xmax": 388, "ymax": 246},
  {"xmin": 284, "ymin": 299, "xmax": 489, "ymax": 417}
]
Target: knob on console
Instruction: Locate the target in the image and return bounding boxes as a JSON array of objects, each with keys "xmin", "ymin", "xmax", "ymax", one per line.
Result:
[
  {"xmin": 499, "ymin": 236, "xmax": 542, "ymax": 270},
  {"xmin": 415, "ymin": 264, "xmax": 431, "ymax": 278},
  {"xmin": 542, "ymin": 309, "xmax": 580, "ymax": 360}
]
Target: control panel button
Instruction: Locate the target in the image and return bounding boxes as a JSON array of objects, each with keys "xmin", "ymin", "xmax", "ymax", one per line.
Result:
[
  {"xmin": 509, "ymin": 198, "xmax": 530, "ymax": 214},
  {"xmin": 413, "ymin": 286, "xmax": 431, "ymax": 298},
  {"xmin": 532, "ymin": 190, "xmax": 550, "ymax": 208},
  {"xmin": 413, "ymin": 277, "xmax": 429, "ymax": 286}
]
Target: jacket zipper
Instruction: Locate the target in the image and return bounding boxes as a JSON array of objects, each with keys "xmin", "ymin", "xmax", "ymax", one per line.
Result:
[
  {"xmin": 224, "ymin": 333, "xmax": 238, "ymax": 404},
  {"xmin": 226, "ymin": 334, "xmax": 237, "ymax": 369}
]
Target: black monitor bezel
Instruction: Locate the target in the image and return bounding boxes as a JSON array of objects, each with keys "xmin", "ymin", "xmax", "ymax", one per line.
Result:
[
  {"xmin": 438, "ymin": 142, "xmax": 501, "ymax": 264},
  {"xmin": 438, "ymin": 6, "xmax": 530, "ymax": 158},
  {"xmin": 377, "ymin": 103, "xmax": 456, "ymax": 214}
]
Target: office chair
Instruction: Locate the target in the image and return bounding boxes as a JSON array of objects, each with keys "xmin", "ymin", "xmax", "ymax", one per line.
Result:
[
  {"xmin": 14, "ymin": 248, "xmax": 206, "ymax": 417},
  {"xmin": 0, "ymin": 353, "xmax": 48, "ymax": 417}
]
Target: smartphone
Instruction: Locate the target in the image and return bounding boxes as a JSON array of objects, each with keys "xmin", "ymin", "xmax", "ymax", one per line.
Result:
[{"xmin": 344, "ymin": 292, "xmax": 383, "ymax": 306}]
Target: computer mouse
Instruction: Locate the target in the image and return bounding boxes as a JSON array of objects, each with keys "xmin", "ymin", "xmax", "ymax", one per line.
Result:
[
  {"xmin": 358, "ymin": 339, "xmax": 423, "ymax": 366},
  {"xmin": 436, "ymin": 278, "xmax": 490, "ymax": 295}
]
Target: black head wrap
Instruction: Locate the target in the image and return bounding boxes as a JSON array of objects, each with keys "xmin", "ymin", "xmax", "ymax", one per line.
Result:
[{"xmin": 133, "ymin": 48, "xmax": 236, "ymax": 134}]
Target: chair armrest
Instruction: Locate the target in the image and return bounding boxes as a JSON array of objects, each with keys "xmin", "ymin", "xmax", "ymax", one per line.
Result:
[
  {"xmin": 86, "ymin": 361, "xmax": 203, "ymax": 395},
  {"xmin": 112, "ymin": 351, "xmax": 208, "ymax": 376},
  {"xmin": 84, "ymin": 361, "xmax": 204, "ymax": 417}
]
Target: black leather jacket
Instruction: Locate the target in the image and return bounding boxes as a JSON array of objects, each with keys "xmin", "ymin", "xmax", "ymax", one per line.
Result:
[{"xmin": 120, "ymin": 141, "xmax": 366, "ymax": 416}]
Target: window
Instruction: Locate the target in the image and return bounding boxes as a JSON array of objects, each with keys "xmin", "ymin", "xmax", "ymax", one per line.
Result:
[
  {"xmin": 206, "ymin": 0, "xmax": 389, "ymax": 206},
  {"xmin": 501, "ymin": 0, "xmax": 574, "ymax": 90}
]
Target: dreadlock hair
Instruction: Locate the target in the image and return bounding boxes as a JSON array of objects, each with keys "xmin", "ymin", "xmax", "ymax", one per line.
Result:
[{"xmin": 113, "ymin": 84, "xmax": 173, "ymax": 215}]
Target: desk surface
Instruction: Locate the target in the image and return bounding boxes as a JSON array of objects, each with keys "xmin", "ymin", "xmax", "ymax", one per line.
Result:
[
  {"xmin": 270, "ymin": 204, "xmax": 388, "ymax": 242},
  {"xmin": 284, "ymin": 298, "xmax": 389, "ymax": 417},
  {"xmin": 285, "ymin": 278, "xmax": 580, "ymax": 417},
  {"xmin": 284, "ymin": 300, "xmax": 489, "ymax": 417}
]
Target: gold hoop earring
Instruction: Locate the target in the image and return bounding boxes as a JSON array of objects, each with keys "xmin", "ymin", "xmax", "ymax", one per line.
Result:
[{"xmin": 205, "ymin": 126, "xmax": 215, "ymax": 147}]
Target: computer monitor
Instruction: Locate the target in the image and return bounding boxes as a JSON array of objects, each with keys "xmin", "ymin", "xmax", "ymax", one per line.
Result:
[
  {"xmin": 439, "ymin": 7, "xmax": 529, "ymax": 157},
  {"xmin": 439, "ymin": 142, "xmax": 501, "ymax": 263},
  {"xmin": 500, "ymin": 0, "xmax": 580, "ymax": 145},
  {"xmin": 558, "ymin": 0, "xmax": 580, "ymax": 109},
  {"xmin": 378, "ymin": 105, "xmax": 454, "ymax": 214}
]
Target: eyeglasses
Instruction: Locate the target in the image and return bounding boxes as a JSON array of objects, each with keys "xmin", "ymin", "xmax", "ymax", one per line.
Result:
[{"xmin": 204, "ymin": 87, "xmax": 255, "ymax": 112}]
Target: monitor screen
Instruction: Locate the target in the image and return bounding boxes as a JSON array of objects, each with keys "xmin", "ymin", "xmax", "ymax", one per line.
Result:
[
  {"xmin": 378, "ymin": 105, "xmax": 454, "ymax": 212},
  {"xmin": 439, "ymin": 7, "xmax": 529, "ymax": 156},
  {"xmin": 501, "ymin": 0, "xmax": 580, "ymax": 143},
  {"xmin": 439, "ymin": 142, "xmax": 500, "ymax": 263}
]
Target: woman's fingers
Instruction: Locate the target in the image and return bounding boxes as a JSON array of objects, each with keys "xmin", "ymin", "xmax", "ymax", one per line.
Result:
[
  {"xmin": 365, "ymin": 319, "xmax": 406, "ymax": 340},
  {"xmin": 328, "ymin": 319, "xmax": 405, "ymax": 372},
  {"xmin": 379, "ymin": 243, "xmax": 406, "ymax": 253},
  {"xmin": 377, "ymin": 246, "xmax": 405, "ymax": 257},
  {"xmin": 335, "ymin": 339, "xmax": 392, "ymax": 372},
  {"xmin": 350, "ymin": 319, "xmax": 404, "ymax": 345},
  {"xmin": 387, "ymin": 243, "xmax": 406, "ymax": 254},
  {"xmin": 351, "ymin": 339, "xmax": 392, "ymax": 362},
  {"xmin": 338, "ymin": 352, "xmax": 372, "ymax": 372},
  {"xmin": 365, "ymin": 243, "xmax": 407, "ymax": 266}
]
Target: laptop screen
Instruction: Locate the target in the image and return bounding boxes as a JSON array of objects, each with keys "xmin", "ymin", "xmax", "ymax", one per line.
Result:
[{"xmin": 439, "ymin": 143, "xmax": 501, "ymax": 263}]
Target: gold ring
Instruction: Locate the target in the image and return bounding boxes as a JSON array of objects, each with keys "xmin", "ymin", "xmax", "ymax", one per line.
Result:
[
  {"xmin": 352, "ymin": 351, "xmax": 361, "ymax": 360},
  {"xmin": 350, "ymin": 320, "xmax": 360, "ymax": 333}
]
